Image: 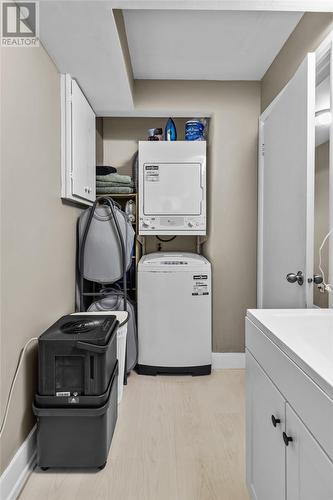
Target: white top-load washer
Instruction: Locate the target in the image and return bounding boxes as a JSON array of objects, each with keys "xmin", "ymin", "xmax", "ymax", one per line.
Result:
[
  {"xmin": 138, "ymin": 141, "xmax": 206, "ymax": 235},
  {"xmin": 137, "ymin": 252, "xmax": 211, "ymax": 375}
]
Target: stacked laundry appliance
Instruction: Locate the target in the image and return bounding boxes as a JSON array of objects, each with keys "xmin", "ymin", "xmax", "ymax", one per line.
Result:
[
  {"xmin": 137, "ymin": 141, "xmax": 212, "ymax": 375},
  {"xmin": 33, "ymin": 314, "xmax": 119, "ymax": 470}
]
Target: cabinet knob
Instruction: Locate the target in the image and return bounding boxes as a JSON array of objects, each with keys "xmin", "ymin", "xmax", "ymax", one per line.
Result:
[
  {"xmin": 283, "ymin": 432, "xmax": 293, "ymax": 446},
  {"xmin": 271, "ymin": 415, "xmax": 281, "ymax": 428}
]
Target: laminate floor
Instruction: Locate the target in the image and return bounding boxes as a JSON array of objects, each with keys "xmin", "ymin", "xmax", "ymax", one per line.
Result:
[{"xmin": 20, "ymin": 370, "xmax": 249, "ymax": 500}]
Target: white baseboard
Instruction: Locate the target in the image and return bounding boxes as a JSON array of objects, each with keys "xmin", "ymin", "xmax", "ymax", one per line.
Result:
[
  {"xmin": 212, "ymin": 352, "xmax": 245, "ymax": 369},
  {"xmin": 0, "ymin": 426, "xmax": 37, "ymax": 500}
]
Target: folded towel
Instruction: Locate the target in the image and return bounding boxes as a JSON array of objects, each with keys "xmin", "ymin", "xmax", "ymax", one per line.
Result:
[
  {"xmin": 96, "ymin": 181, "xmax": 134, "ymax": 188},
  {"xmin": 96, "ymin": 186, "xmax": 134, "ymax": 194},
  {"xmin": 96, "ymin": 165, "xmax": 117, "ymax": 176},
  {"xmin": 96, "ymin": 173, "xmax": 132, "ymax": 185}
]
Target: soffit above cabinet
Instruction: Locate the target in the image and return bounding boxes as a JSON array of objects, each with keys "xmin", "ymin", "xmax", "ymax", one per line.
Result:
[{"xmin": 39, "ymin": 2, "xmax": 134, "ymax": 115}]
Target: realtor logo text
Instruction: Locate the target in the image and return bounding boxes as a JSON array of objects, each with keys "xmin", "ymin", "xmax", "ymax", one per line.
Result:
[{"xmin": 1, "ymin": 2, "xmax": 39, "ymax": 47}]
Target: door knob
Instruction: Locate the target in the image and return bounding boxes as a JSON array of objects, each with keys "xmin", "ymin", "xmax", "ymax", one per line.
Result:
[
  {"xmin": 282, "ymin": 432, "xmax": 293, "ymax": 446},
  {"xmin": 307, "ymin": 275, "xmax": 323, "ymax": 284},
  {"xmin": 286, "ymin": 271, "xmax": 304, "ymax": 286}
]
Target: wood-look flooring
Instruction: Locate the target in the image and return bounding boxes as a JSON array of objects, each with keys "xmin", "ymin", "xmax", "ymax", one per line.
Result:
[{"xmin": 20, "ymin": 370, "xmax": 249, "ymax": 500}]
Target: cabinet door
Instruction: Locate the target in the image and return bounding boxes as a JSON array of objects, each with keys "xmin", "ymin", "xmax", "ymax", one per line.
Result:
[
  {"xmin": 286, "ymin": 403, "xmax": 333, "ymax": 500},
  {"xmin": 71, "ymin": 80, "xmax": 96, "ymax": 202},
  {"xmin": 246, "ymin": 351, "xmax": 286, "ymax": 500}
]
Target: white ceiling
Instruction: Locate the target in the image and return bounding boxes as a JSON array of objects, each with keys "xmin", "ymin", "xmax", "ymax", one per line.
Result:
[
  {"xmin": 38, "ymin": 3, "xmax": 307, "ymax": 114},
  {"xmin": 123, "ymin": 10, "xmax": 303, "ymax": 80},
  {"xmin": 112, "ymin": 1, "xmax": 332, "ymax": 12}
]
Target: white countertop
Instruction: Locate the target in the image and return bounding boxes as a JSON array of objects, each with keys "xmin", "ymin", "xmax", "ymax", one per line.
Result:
[{"xmin": 247, "ymin": 309, "xmax": 333, "ymax": 400}]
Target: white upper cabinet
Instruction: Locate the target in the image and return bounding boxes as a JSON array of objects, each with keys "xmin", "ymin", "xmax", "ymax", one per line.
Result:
[{"xmin": 61, "ymin": 74, "xmax": 96, "ymax": 204}]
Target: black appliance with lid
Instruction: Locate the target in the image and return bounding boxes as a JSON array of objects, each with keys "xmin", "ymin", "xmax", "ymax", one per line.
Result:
[{"xmin": 38, "ymin": 314, "xmax": 118, "ymax": 397}]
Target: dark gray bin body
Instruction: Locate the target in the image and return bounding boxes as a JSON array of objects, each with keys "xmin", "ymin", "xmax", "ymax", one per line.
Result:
[
  {"xmin": 35, "ymin": 361, "xmax": 117, "ymax": 408},
  {"xmin": 33, "ymin": 364, "xmax": 118, "ymax": 469}
]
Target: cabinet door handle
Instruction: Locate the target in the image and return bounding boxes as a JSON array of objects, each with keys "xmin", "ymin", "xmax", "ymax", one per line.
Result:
[
  {"xmin": 283, "ymin": 432, "xmax": 293, "ymax": 446},
  {"xmin": 271, "ymin": 415, "xmax": 281, "ymax": 428}
]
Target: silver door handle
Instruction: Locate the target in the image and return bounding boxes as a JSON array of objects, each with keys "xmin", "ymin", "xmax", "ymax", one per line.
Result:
[
  {"xmin": 307, "ymin": 275, "xmax": 324, "ymax": 285},
  {"xmin": 286, "ymin": 271, "xmax": 304, "ymax": 286}
]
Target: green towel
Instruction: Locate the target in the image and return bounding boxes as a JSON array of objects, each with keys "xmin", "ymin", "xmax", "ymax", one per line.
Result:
[
  {"xmin": 96, "ymin": 173, "xmax": 132, "ymax": 185},
  {"xmin": 96, "ymin": 181, "xmax": 134, "ymax": 188},
  {"xmin": 96, "ymin": 186, "xmax": 133, "ymax": 194}
]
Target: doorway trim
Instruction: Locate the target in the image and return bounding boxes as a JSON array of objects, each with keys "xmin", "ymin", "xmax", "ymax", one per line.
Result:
[
  {"xmin": 258, "ymin": 30, "xmax": 333, "ymax": 309},
  {"xmin": 314, "ymin": 32, "xmax": 333, "ymax": 308}
]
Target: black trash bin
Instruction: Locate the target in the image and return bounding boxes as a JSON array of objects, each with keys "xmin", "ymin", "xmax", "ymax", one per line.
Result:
[{"xmin": 33, "ymin": 362, "xmax": 118, "ymax": 469}]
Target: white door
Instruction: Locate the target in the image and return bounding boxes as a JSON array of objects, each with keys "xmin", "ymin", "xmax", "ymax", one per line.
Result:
[
  {"xmin": 71, "ymin": 80, "xmax": 96, "ymax": 202},
  {"xmin": 258, "ymin": 54, "xmax": 316, "ymax": 308},
  {"xmin": 246, "ymin": 351, "xmax": 286, "ymax": 500},
  {"xmin": 286, "ymin": 403, "xmax": 333, "ymax": 500}
]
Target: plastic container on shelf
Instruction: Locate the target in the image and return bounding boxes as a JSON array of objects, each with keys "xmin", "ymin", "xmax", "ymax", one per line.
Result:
[
  {"xmin": 185, "ymin": 119, "xmax": 206, "ymax": 141},
  {"xmin": 148, "ymin": 128, "xmax": 163, "ymax": 141},
  {"xmin": 71, "ymin": 311, "xmax": 128, "ymax": 403}
]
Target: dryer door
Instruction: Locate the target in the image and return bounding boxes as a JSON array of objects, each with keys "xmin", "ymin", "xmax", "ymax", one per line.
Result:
[{"xmin": 143, "ymin": 163, "xmax": 203, "ymax": 216}]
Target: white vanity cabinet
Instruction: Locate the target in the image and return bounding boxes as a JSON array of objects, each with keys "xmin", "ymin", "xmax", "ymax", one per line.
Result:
[
  {"xmin": 286, "ymin": 404, "xmax": 333, "ymax": 500},
  {"xmin": 246, "ymin": 352, "xmax": 285, "ymax": 500},
  {"xmin": 246, "ymin": 312, "xmax": 333, "ymax": 500}
]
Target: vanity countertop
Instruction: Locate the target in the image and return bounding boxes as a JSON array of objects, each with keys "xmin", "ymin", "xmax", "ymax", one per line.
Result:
[{"xmin": 247, "ymin": 309, "xmax": 333, "ymax": 400}]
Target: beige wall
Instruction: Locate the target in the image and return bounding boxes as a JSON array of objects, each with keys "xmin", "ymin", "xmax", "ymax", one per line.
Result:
[
  {"xmin": 103, "ymin": 117, "xmax": 189, "ymax": 175},
  {"xmin": 103, "ymin": 117, "xmax": 197, "ymax": 253},
  {"xmin": 261, "ymin": 13, "xmax": 333, "ymax": 110},
  {"xmin": 104, "ymin": 80, "xmax": 260, "ymax": 352},
  {"xmin": 96, "ymin": 117, "xmax": 104, "ymax": 165},
  {"xmin": 0, "ymin": 45, "xmax": 81, "ymax": 472},
  {"xmin": 314, "ymin": 141, "xmax": 330, "ymax": 308}
]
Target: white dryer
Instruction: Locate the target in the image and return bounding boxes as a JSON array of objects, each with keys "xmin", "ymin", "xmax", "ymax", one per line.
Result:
[
  {"xmin": 138, "ymin": 141, "xmax": 206, "ymax": 235},
  {"xmin": 137, "ymin": 252, "xmax": 212, "ymax": 375}
]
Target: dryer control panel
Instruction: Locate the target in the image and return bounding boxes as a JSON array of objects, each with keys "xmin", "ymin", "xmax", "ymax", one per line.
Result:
[{"xmin": 138, "ymin": 141, "xmax": 206, "ymax": 235}]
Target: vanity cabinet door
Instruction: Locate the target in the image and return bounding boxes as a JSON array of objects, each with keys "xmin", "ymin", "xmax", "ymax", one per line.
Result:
[
  {"xmin": 286, "ymin": 403, "xmax": 333, "ymax": 500},
  {"xmin": 246, "ymin": 351, "xmax": 286, "ymax": 500}
]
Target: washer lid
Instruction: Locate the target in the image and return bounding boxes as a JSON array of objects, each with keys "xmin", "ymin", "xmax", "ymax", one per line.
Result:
[{"xmin": 138, "ymin": 252, "xmax": 210, "ymax": 269}]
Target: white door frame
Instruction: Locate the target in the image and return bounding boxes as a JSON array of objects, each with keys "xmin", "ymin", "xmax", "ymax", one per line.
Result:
[
  {"xmin": 311, "ymin": 32, "xmax": 333, "ymax": 308},
  {"xmin": 258, "ymin": 30, "xmax": 333, "ymax": 309}
]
